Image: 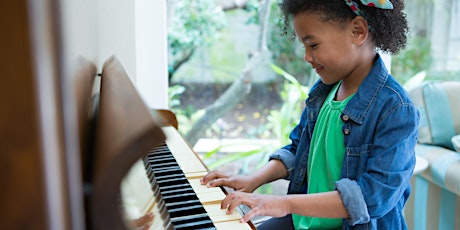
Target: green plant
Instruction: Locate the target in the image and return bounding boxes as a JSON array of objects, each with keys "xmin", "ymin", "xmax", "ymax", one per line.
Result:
[
  {"xmin": 168, "ymin": 84, "xmax": 204, "ymax": 135},
  {"xmin": 168, "ymin": 84, "xmax": 185, "ymax": 108},
  {"xmin": 403, "ymin": 70, "xmax": 426, "ymax": 91},
  {"xmin": 168, "ymin": 0, "xmax": 226, "ymax": 54},
  {"xmin": 203, "ymin": 144, "xmax": 271, "ymax": 171},
  {"xmin": 391, "ymin": 36, "xmax": 431, "ymax": 84},
  {"xmin": 267, "ymin": 1, "xmax": 314, "ymax": 85},
  {"xmin": 202, "ymin": 64, "xmax": 310, "ymax": 174},
  {"xmin": 168, "ymin": 0, "xmax": 226, "ymax": 78},
  {"xmin": 267, "ymin": 64, "xmax": 310, "ymax": 145}
]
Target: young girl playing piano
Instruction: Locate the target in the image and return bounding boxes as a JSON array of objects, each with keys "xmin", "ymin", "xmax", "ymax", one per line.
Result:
[{"xmin": 200, "ymin": 0, "xmax": 419, "ymax": 229}]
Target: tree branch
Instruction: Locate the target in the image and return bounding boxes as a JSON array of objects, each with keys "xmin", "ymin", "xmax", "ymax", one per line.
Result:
[
  {"xmin": 169, "ymin": 48, "xmax": 195, "ymax": 80},
  {"xmin": 185, "ymin": 0, "xmax": 273, "ymax": 146},
  {"xmin": 215, "ymin": 0, "xmax": 251, "ymax": 11}
]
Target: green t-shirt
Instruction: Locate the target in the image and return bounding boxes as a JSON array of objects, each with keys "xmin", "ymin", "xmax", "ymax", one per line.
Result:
[{"xmin": 292, "ymin": 82, "xmax": 354, "ymax": 230}]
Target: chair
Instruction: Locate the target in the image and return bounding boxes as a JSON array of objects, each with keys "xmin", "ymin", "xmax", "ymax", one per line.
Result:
[{"xmin": 404, "ymin": 81, "xmax": 460, "ymax": 230}]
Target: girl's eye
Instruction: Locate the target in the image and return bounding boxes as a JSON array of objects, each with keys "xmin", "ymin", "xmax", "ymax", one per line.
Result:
[{"xmin": 309, "ymin": 44, "xmax": 318, "ymax": 49}]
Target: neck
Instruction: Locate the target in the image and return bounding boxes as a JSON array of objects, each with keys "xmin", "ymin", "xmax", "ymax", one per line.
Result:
[{"xmin": 336, "ymin": 51, "xmax": 377, "ymax": 101}]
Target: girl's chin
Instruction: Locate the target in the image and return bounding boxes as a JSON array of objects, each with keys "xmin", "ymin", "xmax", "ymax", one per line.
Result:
[{"xmin": 319, "ymin": 78, "xmax": 340, "ymax": 85}]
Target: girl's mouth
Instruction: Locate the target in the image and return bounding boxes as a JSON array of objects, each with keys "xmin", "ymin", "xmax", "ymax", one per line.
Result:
[{"xmin": 315, "ymin": 66, "xmax": 324, "ymax": 74}]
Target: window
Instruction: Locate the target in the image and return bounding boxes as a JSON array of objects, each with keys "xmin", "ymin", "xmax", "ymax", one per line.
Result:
[{"xmin": 166, "ymin": 0, "xmax": 460, "ymax": 195}]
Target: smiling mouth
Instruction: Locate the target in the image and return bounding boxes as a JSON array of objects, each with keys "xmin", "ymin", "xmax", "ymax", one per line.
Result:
[{"xmin": 314, "ymin": 66, "xmax": 324, "ymax": 73}]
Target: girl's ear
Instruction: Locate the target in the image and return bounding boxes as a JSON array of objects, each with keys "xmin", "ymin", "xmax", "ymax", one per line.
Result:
[{"xmin": 350, "ymin": 16, "xmax": 369, "ymax": 45}]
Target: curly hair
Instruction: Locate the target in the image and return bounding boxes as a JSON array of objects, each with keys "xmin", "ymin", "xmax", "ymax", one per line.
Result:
[{"xmin": 279, "ymin": 0, "xmax": 409, "ymax": 54}]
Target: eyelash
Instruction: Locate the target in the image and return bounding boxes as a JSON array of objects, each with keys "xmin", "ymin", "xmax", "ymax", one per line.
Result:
[
  {"xmin": 302, "ymin": 43, "xmax": 318, "ymax": 50},
  {"xmin": 309, "ymin": 44, "xmax": 318, "ymax": 49}
]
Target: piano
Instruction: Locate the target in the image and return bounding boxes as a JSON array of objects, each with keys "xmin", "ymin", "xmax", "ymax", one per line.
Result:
[
  {"xmin": 2, "ymin": 2, "xmax": 257, "ymax": 229},
  {"xmin": 88, "ymin": 56, "xmax": 256, "ymax": 230}
]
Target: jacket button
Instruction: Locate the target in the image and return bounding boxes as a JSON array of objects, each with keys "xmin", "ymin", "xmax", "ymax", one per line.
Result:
[
  {"xmin": 343, "ymin": 129, "xmax": 350, "ymax": 135},
  {"xmin": 342, "ymin": 114, "xmax": 349, "ymax": 121}
]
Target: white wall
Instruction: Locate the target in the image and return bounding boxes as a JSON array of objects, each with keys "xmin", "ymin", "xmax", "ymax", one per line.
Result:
[
  {"xmin": 96, "ymin": 0, "xmax": 169, "ymax": 109},
  {"xmin": 96, "ymin": 0, "xmax": 136, "ymax": 76},
  {"xmin": 135, "ymin": 0, "xmax": 169, "ymax": 109}
]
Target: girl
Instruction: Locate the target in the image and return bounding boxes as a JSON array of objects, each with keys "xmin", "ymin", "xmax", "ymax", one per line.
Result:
[{"xmin": 201, "ymin": 0, "xmax": 419, "ymax": 229}]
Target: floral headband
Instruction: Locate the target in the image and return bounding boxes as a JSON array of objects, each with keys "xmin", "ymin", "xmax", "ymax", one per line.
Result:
[{"xmin": 344, "ymin": 0, "xmax": 393, "ymax": 16}]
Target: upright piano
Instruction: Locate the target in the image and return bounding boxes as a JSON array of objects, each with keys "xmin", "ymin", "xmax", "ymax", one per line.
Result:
[
  {"xmin": 2, "ymin": 2, "xmax": 257, "ymax": 229},
  {"xmin": 86, "ymin": 56, "xmax": 256, "ymax": 230}
]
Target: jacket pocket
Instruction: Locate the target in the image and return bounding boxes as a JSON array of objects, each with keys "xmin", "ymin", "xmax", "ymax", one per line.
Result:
[{"xmin": 344, "ymin": 144, "xmax": 372, "ymax": 180}]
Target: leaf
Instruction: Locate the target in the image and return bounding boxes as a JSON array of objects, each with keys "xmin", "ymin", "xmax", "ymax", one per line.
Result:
[
  {"xmin": 203, "ymin": 146, "xmax": 222, "ymax": 159},
  {"xmin": 270, "ymin": 63, "xmax": 300, "ymax": 84},
  {"xmin": 403, "ymin": 71, "xmax": 426, "ymax": 91},
  {"xmin": 207, "ymin": 149, "xmax": 262, "ymax": 170}
]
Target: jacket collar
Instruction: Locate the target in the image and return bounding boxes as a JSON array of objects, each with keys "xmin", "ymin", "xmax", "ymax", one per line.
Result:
[
  {"xmin": 343, "ymin": 54, "xmax": 388, "ymax": 125},
  {"xmin": 307, "ymin": 54, "xmax": 389, "ymax": 125}
]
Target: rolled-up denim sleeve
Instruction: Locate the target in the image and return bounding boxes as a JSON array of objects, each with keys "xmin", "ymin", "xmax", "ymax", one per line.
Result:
[
  {"xmin": 335, "ymin": 178, "xmax": 370, "ymax": 225},
  {"xmin": 269, "ymin": 148, "xmax": 295, "ymax": 180},
  {"xmin": 268, "ymin": 109, "xmax": 306, "ymax": 180}
]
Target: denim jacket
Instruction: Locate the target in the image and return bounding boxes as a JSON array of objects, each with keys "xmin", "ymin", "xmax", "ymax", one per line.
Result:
[{"xmin": 269, "ymin": 55, "xmax": 420, "ymax": 229}]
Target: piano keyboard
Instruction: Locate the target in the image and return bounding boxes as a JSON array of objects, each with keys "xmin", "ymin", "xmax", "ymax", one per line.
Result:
[{"xmin": 121, "ymin": 126, "xmax": 254, "ymax": 230}]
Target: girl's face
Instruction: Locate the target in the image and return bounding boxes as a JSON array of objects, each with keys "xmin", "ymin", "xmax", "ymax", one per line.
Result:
[{"xmin": 293, "ymin": 12, "xmax": 359, "ymax": 85}]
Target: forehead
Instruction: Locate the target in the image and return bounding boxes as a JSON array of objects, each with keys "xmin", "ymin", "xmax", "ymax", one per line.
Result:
[{"xmin": 293, "ymin": 12, "xmax": 348, "ymax": 41}]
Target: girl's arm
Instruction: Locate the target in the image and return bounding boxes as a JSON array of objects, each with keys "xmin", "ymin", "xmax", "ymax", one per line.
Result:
[
  {"xmin": 286, "ymin": 191, "xmax": 349, "ymax": 218},
  {"xmin": 223, "ymin": 190, "xmax": 349, "ymax": 223},
  {"xmin": 201, "ymin": 159, "xmax": 288, "ymax": 193}
]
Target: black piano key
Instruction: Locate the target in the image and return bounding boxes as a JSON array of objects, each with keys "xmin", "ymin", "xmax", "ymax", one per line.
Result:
[
  {"xmin": 162, "ymin": 193, "xmax": 199, "ymax": 203},
  {"xmin": 145, "ymin": 166, "xmax": 182, "ymax": 182},
  {"xmin": 147, "ymin": 160, "xmax": 178, "ymax": 169},
  {"xmin": 149, "ymin": 154, "xmax": 175, "ymax": 162},
  {"xmin": 146, "ymin": 154, "xmax": 176, "ymax": 161},
  {"xmin": 143, "ymin": 144, "xmax": 217, "ymax": 229},
  {"xmin": 171, "ymin": 214, "xmax": 215, "ymax": 229},
  {"xmin": 168, "ymin": 204, "xmax": 208, "ymax": 218},
  {"xmin": 173, "ymin": 221, "xmax": 215, "ymax": 230},
  {"xmin": 163, "ymin": 199, "xmax": 200, "ymax": 210},
  {"xmin": 148, "ymin": 147, "xmax": 171, "ymax": 153},
  {"xmin": 151, "ymin": 166, "xmax": 182, "ymax": 175},
  {"xmin": 155, "ymin": 172, "xmax": 186, "ymax": 181},
  {"xmin": 150, "ymin": 149, "xmax": 173, "ymax": 156},
  {"xmin": 154, "ymin": 171, "xmax": 185, "ymax": 179},
  {"xmin": 158, "ymin": 183, "xmax": 191, "ymax": 191},
  {"xmin": 147, "ymin": 172, "xmax": 191, "ymax": 196},
  {"xmin": 156, "ymin": 177, "xmax": 189, "ymax": 187},
  {"xmin": 165, "ymin": 199, "xmax": 202, "ymax": 209},
  {"xmin": 148, "ymin": 161, "xmax": 179, "ymax": 169},
  {"xmin": 160, "ymin": 187, "xmax": 194, "ymax": 196},
  {"xmin": 165, "ymin": 200, "xmax": 208, "ymax": 218},
  {"xmin": 150, "ymin": 144, "xmax": 169, "ymax": 152}
]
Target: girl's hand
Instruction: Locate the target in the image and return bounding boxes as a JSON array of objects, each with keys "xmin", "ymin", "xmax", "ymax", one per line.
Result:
[
  {"xmin": 200, "ymin": 171, "xmax": 259, "ymax": 193},
  {"xmin": 131, "ymin": 212, "xmax": 154, "ymax": 230},
  {"xmin": 222, "ymin": 192, "xmax": 290, "ymax": 222}
]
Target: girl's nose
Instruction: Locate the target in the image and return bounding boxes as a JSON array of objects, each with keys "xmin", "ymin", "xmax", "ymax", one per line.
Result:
[{"xmin": 304, "ymin": 49, "xmax": 314, "ymax": 63}]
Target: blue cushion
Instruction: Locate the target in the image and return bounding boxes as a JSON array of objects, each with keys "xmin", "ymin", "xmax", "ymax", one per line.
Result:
[
  {"xmin": 452, "ymin": 135, "xmax": 460, "ymax": 153},
  {"xmin": 409, "ymin": 81, "xmax": 460, "ymax": 150}
]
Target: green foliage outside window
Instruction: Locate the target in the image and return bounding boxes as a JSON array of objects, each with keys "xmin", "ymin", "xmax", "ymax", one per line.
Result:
[
  {"xmin": 267, "ymin": 1, "xmax": 314, "ymax": 85},
  {"xmin": 391, "ymin": 36, "xmax": 432, "ymax": 84},
  {"xmin": 168, "ymin": 0, "xmax": 226, "ymax": 76}
]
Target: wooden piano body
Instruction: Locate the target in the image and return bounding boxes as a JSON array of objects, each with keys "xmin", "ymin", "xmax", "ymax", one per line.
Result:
[{"xmin": 1, "ymin": 2, "xmax": 256, "ymax": 228}]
